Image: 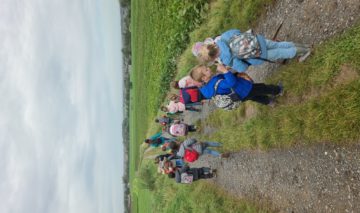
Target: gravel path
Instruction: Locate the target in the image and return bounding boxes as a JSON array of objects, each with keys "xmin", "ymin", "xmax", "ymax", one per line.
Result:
[{"xmin": 184, "ymin": 0, "xmax": 360, "ymax": 212}]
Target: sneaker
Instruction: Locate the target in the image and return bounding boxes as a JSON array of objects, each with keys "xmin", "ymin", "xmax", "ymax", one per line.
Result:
[
  {"xmin": 220, "ymin": 152, "xmax": 230, "ymax": 158},
  {"xmin": 268, "ymin": 99, "xmax": 276, "ymax": 108},
  {"xmin": 277, "ymin": 81, "xmax": 284, "ymax": 96},
  {"xmin": 211, "ymin": 169, "xmax": 217, "ymax": 178},
  {"xmin": 298, "ymin": 49, "xmax": 311, "ymax": 62}
]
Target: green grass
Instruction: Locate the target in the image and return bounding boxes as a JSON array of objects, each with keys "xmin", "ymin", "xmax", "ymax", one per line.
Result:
[{"xmin": 199, "ymin": 24, "xmax": 360, "ymax": 150}]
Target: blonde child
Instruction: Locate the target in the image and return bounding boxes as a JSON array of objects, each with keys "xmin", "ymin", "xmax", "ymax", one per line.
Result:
[
  {"xmin": 192, "ymin": 29, "xmax": 311, "ymax": 72},
  {"xmin": 190, "ymin": 64, "xmax": 283, "ymax": 105}
]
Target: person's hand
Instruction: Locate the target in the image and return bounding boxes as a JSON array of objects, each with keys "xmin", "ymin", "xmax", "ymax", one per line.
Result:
[{"xmin": 217, "ymin": 64, "xmax": 230, "ymax": 73}]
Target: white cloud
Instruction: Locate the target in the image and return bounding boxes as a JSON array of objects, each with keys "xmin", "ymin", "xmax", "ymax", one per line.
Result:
[{"xmin": 0, "ymin": 0, "xmax": 124, "ymax": 212}]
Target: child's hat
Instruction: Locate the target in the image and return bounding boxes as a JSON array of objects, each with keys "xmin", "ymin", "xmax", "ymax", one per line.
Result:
[
  {"xmin": 192, "ymin": 42, "xmax": 204, "ymax": 57},
  {"xmin": 192, "ymin": 38, "xmax": 215, "ymax": 57}
]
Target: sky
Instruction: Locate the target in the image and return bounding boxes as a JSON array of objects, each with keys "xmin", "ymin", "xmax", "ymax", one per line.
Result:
[{"xmin": 0, "ymin": 0, "xmax": 124, "ymax": 212}]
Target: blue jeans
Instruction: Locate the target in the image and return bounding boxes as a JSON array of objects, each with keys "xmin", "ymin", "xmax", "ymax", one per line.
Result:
[
  {"xmin": 202, "ymin": 142, "xmax": 222, "ymax": 157},
  {"xmin": 265, "ymin": 39, "xmax": 296, "ymax": 61}
]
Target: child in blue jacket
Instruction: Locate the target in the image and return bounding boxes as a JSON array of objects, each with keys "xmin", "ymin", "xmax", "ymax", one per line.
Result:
[
  {"xmin": 192, "ymin": 29, "xmax": 311, "ymax": 72},
  {"xmin": 190, "ymin": 64, "xmax": 282, "ymax": 105}
]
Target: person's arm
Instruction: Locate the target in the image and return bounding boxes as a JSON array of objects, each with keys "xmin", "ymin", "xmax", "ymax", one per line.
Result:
[
  {"xmin": 231, "ymin": 59, "xmax": 249, "ymax": 72},
  {"xmin": 182, "ymin": 138, "xmax": 197, "ymax": 148},
  {"xmin": 221, "ymin": 29, "xmax": 241, "ymax": 41},
  {"xmin": 150, "ymin": 132, "xmax": 162, "ymax": 140},
  {"xmin": 217, "ymin": 65, "xmax": 237, "ymax": 88}
]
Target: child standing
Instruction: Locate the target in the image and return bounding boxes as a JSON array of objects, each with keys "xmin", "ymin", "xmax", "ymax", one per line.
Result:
[
  {"xmin": 192, "ymin": 29, "xmax": 311, "ymax": 72},
  {"xmin": 169, "ymin": 139, "xmax": 230, "ymax": 163},
  {"xmin": 144, "ymin": 132, "xmax": 175, "ymax": 148},
  {"xmin": 190, "ymin": 64, "xmax": 282, "ymax": 106},
  {"xmin": 168, "ymin": 165, "xmax": 216, "ymax": 184}
]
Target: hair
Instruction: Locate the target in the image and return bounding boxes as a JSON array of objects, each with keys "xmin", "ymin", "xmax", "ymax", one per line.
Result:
[
  {"xmin": 168, "ymin": 94, "xmax": 179, "ymax": 101},
  {"xmin": 168, "ymin": 141, "xmax": 179, "ymax": 151},
  {"xmin": 144, "ymin": 139, "xmax": 151, "ymax": 144},
  {"xmin": 160, "ymin": 106, "xmax": 168, "ymax": 112},
  {"xmin": 170, "ymin": 81, "xmax": 180, "ymax": 90},
  {"xmin": 190, "ymin": 65, "xmax": 207, "ymax": 82},
  {"xmin": 168, "ymin": 173, "xmax": 175, "ymax": 178},
  {"xmin": 197, "ymin": 44, "xmax": 218, "ymax": 63},
  {"xmin": 154, "ymin": 119, "xmax": 159, "ymax": 123},
  {"xmin": 207, "ymin": 44, "xmax": 219, "ymax": 59}
]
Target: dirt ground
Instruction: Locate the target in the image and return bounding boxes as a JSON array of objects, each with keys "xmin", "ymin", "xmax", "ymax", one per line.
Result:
[{"xmin": 185, "ymin": 0, "xmax": 360, "ymax": 212}]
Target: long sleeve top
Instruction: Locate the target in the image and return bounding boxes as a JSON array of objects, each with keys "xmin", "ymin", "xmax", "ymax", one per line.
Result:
[
  {"xmin": 216, "ymin": 29, "xmax": 268, "ymax": 72},
  {"xmin": 199, "ymin": 72, "xmax": 253, "ymax": 100}
]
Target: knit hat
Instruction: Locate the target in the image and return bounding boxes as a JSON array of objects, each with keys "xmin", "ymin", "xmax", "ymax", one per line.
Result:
[{"xmin": 191, "ymin": 38, "xmax": 215, "ymax": 57}]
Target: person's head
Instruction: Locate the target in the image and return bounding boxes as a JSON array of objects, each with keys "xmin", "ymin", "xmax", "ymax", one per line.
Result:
[
  {"xmin": 168, "ymin": 141, "xmax": 179, "ymax": 151},
  {"xmin": 160, "ymin": 106, "xmax": 169, "ymax": 112},
  {"xmin": 168, "ymin": 94, "xmax": 179, "ymax": 101},
  {"xmin": 144, "ymin": 139, "xmax": 152, "ymax": 144},
  {"xmin": 170, "ymin": 81, "xmax": 180, "ymax": 90},
  {"xmin": 190, "ymin": 65, "xmax": 213, "ymax": 83},
  {"xmin": 168, "ymin": 173, "xmax": 175, "ymax": 178},
  {"xmin": 155, "ymin": 118, "xmax": 160, "ymax": 123},
  {"xmin": 193, "ymin": 42, "xmax": 220, "ymax": 63}
]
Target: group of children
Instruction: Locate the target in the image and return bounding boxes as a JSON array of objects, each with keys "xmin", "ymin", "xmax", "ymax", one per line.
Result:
[
  {"xmin": 145, "ymin": 115, "xmax": 229, "ymax": 184},
  {"xmin": 145, "ymin": 28, "xmax": 312, "ymax": 183}
]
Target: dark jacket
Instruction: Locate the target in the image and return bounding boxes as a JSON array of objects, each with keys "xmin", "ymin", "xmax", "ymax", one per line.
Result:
[{"xmin": 199, "ymin": 72, "xmax": 253, "ymax": 100}]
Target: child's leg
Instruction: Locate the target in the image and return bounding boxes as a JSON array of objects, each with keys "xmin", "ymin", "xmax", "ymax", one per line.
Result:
[
  {"xmin": 246, "ymin": 95, "xmax": 272, "ymax": 105},
  {"xmin": 187, "ymin": 125, "xmax": 197, "ymax": 132},
  {"xmin": 202, "ymin": 148, "xmax": 221, "ymax": 157},
  {"xmin": 186, "ymin": 106, "xmax": 201, "ymax": 112},
  {"xmin": 249, "ymin": 83, "xmax": 281, "ymax": 96},
  {"xmin": 265, "ymin": 40, "xmax": 296, "ymax": 61},
  {"xmin": 265, "ymin": 39, "xmax": 295, "ymax": 49},
  {"xmin": 204, "ymin": 142, "xmax": 222, "ymax": 147}
]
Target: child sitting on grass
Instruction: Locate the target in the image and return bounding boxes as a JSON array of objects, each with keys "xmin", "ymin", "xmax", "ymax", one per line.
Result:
[
  {"xmin": 190, "ymin": 64, "xmax": 283, "ymax": 106},
  {"xmin": 192, "ymin": 29, "xmax": 311, "ymax": 72}
]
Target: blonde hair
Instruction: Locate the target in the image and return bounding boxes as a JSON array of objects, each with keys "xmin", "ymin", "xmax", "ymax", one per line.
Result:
[
  {"xmin": 197, "ymin": 44, "xmax": 219, "ymax": 63},
  {"xmin": 189, "ymin": 65, "xmax": 207, "ymax": 82}
]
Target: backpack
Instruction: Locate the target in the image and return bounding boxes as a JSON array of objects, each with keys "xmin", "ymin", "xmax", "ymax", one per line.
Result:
[
  {"xmin": 212, "ymin": 79, "xmax": 241, "ymax": 110},
  {"xmin": 158, "ymin": 116, "xmax": 172, "ymax": 126},
  {"xmin": 180, "ymin": 173, "xmax": 194, "ymax": 183},
  {"xmin": 169, "ymin": 123, "xmax": 188, "ymax": 137},
  {"xmin": 183, "ymin": 148, "xmax": 199, "ymax": 163},
  {"xmin": 179, "ymin": 86, "xmax": 202, "ymax": 105},
  {"xmin": 227, "ymin": 29, "xmax": 260, "ymax": 59}
]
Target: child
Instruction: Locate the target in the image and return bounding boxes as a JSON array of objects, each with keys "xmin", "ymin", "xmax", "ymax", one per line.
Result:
[
  {"xmin": 144, "ymin": 132, "xmax": 175, "ymax": 148},
  {"xmin": 161, "ymin": 100, "xmax": 200, "ymax": 114},
  {"xmin": 190, "ymin": 64, "xmax": 283, "ymax": 106},
  {"xmin": 170, "ymin": 75, "xmax": 203, "ymax": 89},
  {"xmin": 165, "ymin": 120, "xmax": 197, "ymax": 137},
  {"xmin": 192, "ymin": 29, "xmax": 311, "ymax": 72},
  {"xmin": 168, "ymin": 165, "xmax": 216, "ymax": 184},
  {"xmin": 169, "ymin": 139, "xmax": 230, "ymax": 163},
  {"xmin": 155, "ymin": 115, "xmax": 173, "ymax": 127}
]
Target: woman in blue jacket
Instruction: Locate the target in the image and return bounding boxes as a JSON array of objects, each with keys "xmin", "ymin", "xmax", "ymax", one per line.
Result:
[
  {"xmin": 190, "ymin": 64, "xmax": 282, "ymax": 105},
  {"xmin": 192, "ymin": 29, "xmax": 311, "ymax": 72}
]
